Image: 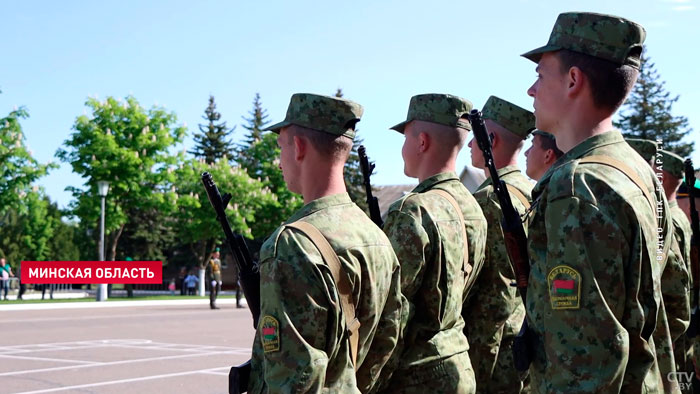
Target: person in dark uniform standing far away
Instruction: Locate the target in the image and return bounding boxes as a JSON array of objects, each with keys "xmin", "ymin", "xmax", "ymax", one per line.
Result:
[
  {"xmin": 464, "ymin": 95, "xmax": 535, "ymax": 394},
  {"xmin": 247, "ymin": 93, "xmax": 404, "ymax": 394},
  {"xmin": 521, "ymin": 11, "xmax": 678, "ymax": 392},
  {"xmin": 376, "ymin": 93, "xmax": 487, "ymax": 394}
]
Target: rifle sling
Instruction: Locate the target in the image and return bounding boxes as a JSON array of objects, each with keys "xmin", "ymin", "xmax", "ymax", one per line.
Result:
[
  {"xmin": 428, "ymin": 189, "xmax": 472, "ymax": 292},
  {"xmin": 505, "ymin": 184, "xmax": 531, "ymax": 210},
  {"xmin": 285, "ymin": 221, "xmax": 361, "ymax": 370},
  {"xmin": 579, "ymin": 155, "xmax": 671, "ymax": 260}
]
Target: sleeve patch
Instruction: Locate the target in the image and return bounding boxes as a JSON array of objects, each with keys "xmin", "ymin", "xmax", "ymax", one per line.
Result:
[
  {"xmin": 261, "ymin": 315, "xmax": 280, "ymax": 353},
  {"xmin": 548, "ymin": 265, "xmax": 581, "ymax": 310}
]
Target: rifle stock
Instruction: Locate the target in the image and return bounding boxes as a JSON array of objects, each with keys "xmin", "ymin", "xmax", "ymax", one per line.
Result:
[
  {"xmin": 685, "ymin": 159, "xmax": 700, "ymax": 338},
  {"xmin": 201, "ymin": 172, "xmax": 260, "ymax": 393},
  {"xmin": 468, "ymin": 109, "xmax": 534, "ymax": 373},
  {"xmin": 358, "ymin": 145, "xmax": 384, "ymax": 227}
]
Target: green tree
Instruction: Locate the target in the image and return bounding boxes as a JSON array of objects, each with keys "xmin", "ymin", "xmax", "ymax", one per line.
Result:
[
  {"xmin": 0, "ymin": 189, "xmax": 57, "ymax": 264},
  {"xmin": 56, "ymin": 95, "xmax": 186, "ymax": 261},
  {"xmin": 616, "ymin": 54, "xmax": 694, "ymax": 157},
  {"xmin": 172, "ymin": 158, "xmax": 276, "ymax": 269},
  {"xmin": 0, "ymin": 97, "xmax": 55, "ymax": 216},
  {"xmin": 237, "ymin": 93, "xmax": 302, "ymax": 238},
  {"xmin": 44, "ymin": 202, "xmax": 81, "ymax": 262},
  {"xmin": 190, "ymin": 95, "xmax": 236, "ymax": 164},
  {"xmin": 335, "ymin": 88, "xmax": 370, "ymax": 214}
]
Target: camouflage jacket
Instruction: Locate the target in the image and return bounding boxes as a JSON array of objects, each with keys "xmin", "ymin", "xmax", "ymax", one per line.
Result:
[
  {"xmin": 463, "ymin": 165, "xmax": 532, "ymax": 393},
  {"xmin": 249, "ymin": 193, "xmax": 404, "ymax": 394},
  {"xmin": 526, "ymin": 130, "xmax": 675, "ymax": 393},
  {"xmin": 670, "ymin": 200, "xmax": 694, "ymax": 288},
  {"xmin": 382, "ymin": 172, "xmax": 487, "ymax": 372},
  {"xmin": 659, "ymin": 201, "xmax": 691, "ymax": 344}
]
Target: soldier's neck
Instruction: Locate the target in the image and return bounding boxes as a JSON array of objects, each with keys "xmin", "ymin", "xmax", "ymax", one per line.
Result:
[
  {"xmin": 301, "ymin": 165, "xmax": 347, "ymax": 205},
  {"xmin": 417, "ymin": 156, "xmax": 457, "ymax": 183}
]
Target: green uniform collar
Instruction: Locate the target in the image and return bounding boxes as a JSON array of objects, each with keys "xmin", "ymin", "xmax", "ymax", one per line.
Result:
[
  {"xmin": 534, "ymin": 130, "xmax": 624, "ymax": 195},
  {"xmin": 286, "ymin": 193, "xmax": 353, "ymax": 223},
  {"xmin": 476, "ymin": 165, "xmax": 522, "ymax": 191},
  {"xmin": 413, "ymin": 172, "xmax": 460, "ymax": 193}
]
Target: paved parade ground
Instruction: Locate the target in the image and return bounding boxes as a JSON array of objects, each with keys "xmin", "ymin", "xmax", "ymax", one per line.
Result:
[{"xmin": 0, "ymin": 299, "xmax": 254, "ymax": 393}]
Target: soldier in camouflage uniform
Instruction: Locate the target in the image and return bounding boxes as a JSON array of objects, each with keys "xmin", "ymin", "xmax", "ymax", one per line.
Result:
[
  {"xmin": 525, "ymin": 130, "xmax": 563, "ymax": 182},
  {"xmin": 248, "ymin": 93, "xmax": 404, "ymax": 393},
  {"xmin": 378, "ymin": 93, "xmax": 487, "ymax": 394},
  {"xmin": 627, "ymin": 142, "xmax": 692, "ymax": 385},
  {"xmin": 522, "ymin": 12, "xmax": 679, "ymax": 392},
  {"xmin": 464, "ymin": 95, "xmax": 535, "ymax": 393},
  {"xmin": 658, "ymin": 149, "xmax": 694, "ymax": 383},
  {"xmin": 626, "ymin": 138, "xmax": 658, "ymax": 165}
]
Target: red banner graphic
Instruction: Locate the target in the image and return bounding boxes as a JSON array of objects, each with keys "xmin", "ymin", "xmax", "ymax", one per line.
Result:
[{"xmin": 20, "ymin": 261, "xmax": 162, "ymax": 284}]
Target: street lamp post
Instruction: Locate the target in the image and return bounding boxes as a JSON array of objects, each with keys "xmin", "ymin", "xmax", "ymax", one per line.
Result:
[{"xmin": 96, "ymin": 180, "xmax": 110, "ymax": 301}]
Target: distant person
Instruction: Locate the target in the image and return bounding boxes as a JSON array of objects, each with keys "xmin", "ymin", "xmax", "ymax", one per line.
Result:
[
  {"xmin": 42, "ymin": 284, "xmax": 55, "ymax": 300},
  {"xmin": 168, "ymin": 279, "xmax": 176, "ymax": 295},
  {"xmin": 524, "ymin": 130, "xmax": 564, "ymax": 181},
  {"xmin": 16, "ymin": 262, "xmax": 26, "ymax": 300},
  {"xmin": 184, "ymin": 271, "xmax": 198, "ymax": 296},
  {"xmin": 178, "ymin": 266, "xmax": 187, "ymax": 296},
  {"xmin": 207, "ymin": 248, "xmax": 222, "ymax": 309},
  {"xmin": 0, "ymin": 258, "xmax": 14, "ymax": 300}
]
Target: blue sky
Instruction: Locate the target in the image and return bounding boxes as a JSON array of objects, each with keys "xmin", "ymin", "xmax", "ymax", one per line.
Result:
[{"xmin": 2, "ymin": 0, "xmax": 698, "ymax": 209}]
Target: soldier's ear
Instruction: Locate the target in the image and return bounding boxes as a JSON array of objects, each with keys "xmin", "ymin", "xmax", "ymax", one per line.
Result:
[
  {"xmin": 293, "ymin": 135, "xmax": 307, "ymax": 161},
  {"xmin": 418, "ymin": 131, "xmax": 430, "ymax": 153}
]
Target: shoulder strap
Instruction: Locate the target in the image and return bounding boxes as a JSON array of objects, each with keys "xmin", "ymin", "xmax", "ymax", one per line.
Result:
[
  {"xmin": 505, "ymin": 184, "xmax": 531, "ymax": 209},
  {"xmin": 578, "ymin": 155, "xmax": 671, "ymax": 259},
  {"xmin": 428, "ymin": 189, "xmax": 472, "ymax": 291},
  {"xmin": 285, "ymin": 221, "xmax": 361, "ymax": 370}
]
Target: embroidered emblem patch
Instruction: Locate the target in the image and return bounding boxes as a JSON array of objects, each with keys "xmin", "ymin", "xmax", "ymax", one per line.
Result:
[
  {"xmin": 261, "ymin": 315, "xmax": 280, "ymax": 353},
  {"xmin": 547, "ymin": 265, "xmax": 581, "ymax": 310}
]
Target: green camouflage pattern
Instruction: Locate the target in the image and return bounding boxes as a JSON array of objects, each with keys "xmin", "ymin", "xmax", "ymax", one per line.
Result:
[
  {"xmin": 463, "ymin": 166, "xmax": 533, "ymax": 394},
  {"xmin": 378, "ymin": 172, "xmax": 487, "ymax": 393},
  {"xmin": 626, "ymin": 138, "xmax": 658, "ymax": 163},
  {"xmin": 378, "ymin": 351, "xmax": 476, "ymax": 394},
  {"xmin": 659, "ymin": 149, "xmax": 686, "ymax": 179},
  {"xmin": 248, "ymin": 193, "xmax": 404, "ymax": 394},
  {"xmin": 526, "ymin": 130, "xmax": 675, "ymax": 392},
  {"xmin": 522, "ymin": 12, "xmax": 646, "ymax": 69},
  {"xmin": 265, "ymin": 93, "xmax": 363, "ymax": 140},
  {"xmin": 670, "ymin": 201, "xmax": 695, "ymax": 375},
  {"xmin": 481, "ymin": 96, "xmax": 535, "ymax": 140},
  {"xmin": 391, "ymin": 94, "xmax": 472, "ymax": 133}
]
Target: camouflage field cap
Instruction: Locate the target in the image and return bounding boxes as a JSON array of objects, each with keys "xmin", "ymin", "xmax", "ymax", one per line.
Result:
[
  {"xmin": 265, "ymin": 93, "xmax": 363, "ymax": 139},
  {"xmin": 532, "ymin": 129, "xmax": 555, "ymax": 141},
  {"xmin": 522, "ymin": 12, "xmax": 646, "ymax": 69},
  {"xmin": 390, "ymin": 93, "xmax": 472, "ymax": 133},
  {"xmin": 482, "ymin": 96, "xmax": 535, "ymax": 140},
  {"xmin": 659, "ymin": 149, "xmax": 685, "ymax": 178},
  {"xmin": 625, "ymin": 138, "xmax": 658, "ymax": 162}
]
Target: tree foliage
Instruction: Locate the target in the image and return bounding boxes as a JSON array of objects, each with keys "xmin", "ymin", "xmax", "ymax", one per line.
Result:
[
  {"xmin": 189, "ymin": 95, "xmax": 236, "ymax": 164},
  {"xmin": 0, "ymin": 100, "xmax": 55, "ymax": 216},
  {"xmin": 172, "ymin": 158, "xmax": 276, "ymax": 267},
  {"xmin": 55, "ymin": 96, "xmax": 186, "ymax": 261},
  {"xmin": 616, "ymin": 54, "xmax": 694, "ymax": 157},
  {"xmin": 237, "ymin": 93, "xmax": 302, "ymax": 238}
]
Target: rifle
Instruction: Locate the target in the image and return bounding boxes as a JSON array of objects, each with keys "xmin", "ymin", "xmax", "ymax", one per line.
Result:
[
  {"xmin": 468, "ymin": 109, "xmax": 534, "ymax": 373},
  {"xmin": 201, "ymin": 172, "xmax": 259, "ymax": 394},
  {"xmin": 358, "ymin": 145, "xmax": 384, "ymax": 227},
  {"xmin": 685, "ymin": 159, "xmax": 700, "ymax": 338}
]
